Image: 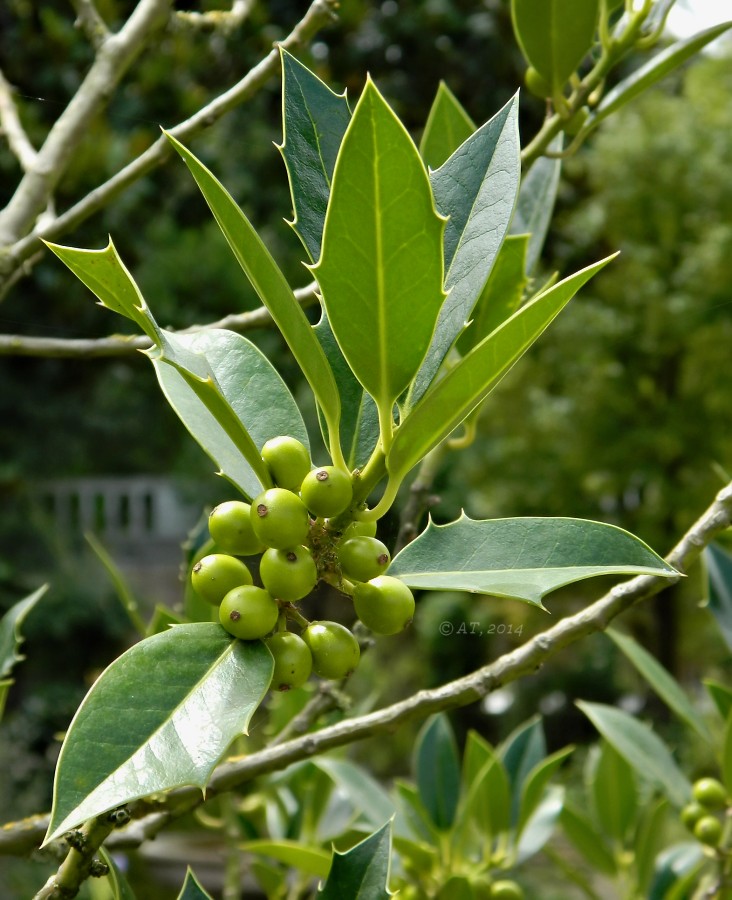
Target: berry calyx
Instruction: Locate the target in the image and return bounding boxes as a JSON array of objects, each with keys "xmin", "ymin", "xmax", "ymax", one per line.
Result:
[
  {"xmin": 191, "ymin": 553, "xmax": 252, "ymax": 606},
  {"xmin": 302, "ymin": 621, "xmax": 360, "ymax": 679},
  {"xmin": 208, "ymin": 501, "xmax": 264, "ymax": 556},
  {"xmin": 694, "ymin": 814, "xmax": 723, "ymax": 847},
  {"xmin": 250, "ymin": 488, "xmax": 310, "ymax": 549},
  {"xmin": 266, "ymin": 632, "xmax": 313, "ymax": 690},
  {"xmin": 338, "ymin": 536, "xmax": 390, "ymax": 583},
  {"xmin": 300, "ymin": 467, "xmax": 353, "ymax": 518},
  {"xmin": 490, "ymin": 881, "xmax": 525, "ymax": 900},
  {"xmin": 692, "ymin": 777, "xmax": 728, "ymax": 811},
  {"xmin": 353, "ymin": 576, "xmax": 415, "ymax": 635},
  {"xmin": 260, "ymin": 545, "xmax": 318, "ymax": 602},
  {"xmin": 262, "ymin": 436, "xmax": 311, "ymax": 492},
  {"xmin": 219, "ymin": 585, "xmax": 279, "ymax": 640}
]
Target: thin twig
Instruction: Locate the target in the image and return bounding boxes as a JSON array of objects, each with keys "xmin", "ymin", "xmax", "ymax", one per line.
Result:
[
  {"xmin": 0, "ymin": 281, "xmax": 318, "ymax": 357},
  {"xmin": 0, "ymin": 0, "xmax": 339, "ymax": 292},
  {"xmin": 0, "ymin": 0, "xmax": 173, "ymax": 249},
  {"xmin": 0, "ymin": 70, "xmax": 38, "ymax": 172},
  {"xmin": 69, "ymin": 0, "xmax": 110, "ymax": 49},
  {"xmin": 4, "ymin": 482, "xmax": 730, "ymax": 858},
  {"xmin": 174, "ymin": 0, "xmax": 255, "ymax": 33}
]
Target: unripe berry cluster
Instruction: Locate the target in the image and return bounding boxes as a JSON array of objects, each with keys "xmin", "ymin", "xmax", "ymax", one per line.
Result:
[
  {"xmin": 189, "ymin": 436, "xmax": 416, "ymax": 692},
  {"xmin": 680, "ymin": 777, "xmax": 730, "ymax": 849}
]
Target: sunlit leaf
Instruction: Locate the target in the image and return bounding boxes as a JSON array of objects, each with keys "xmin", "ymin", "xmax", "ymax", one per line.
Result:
[
  {"xmin": 419, "ymin": 81, "xmax": 476, "ymax": 170},
  {"xmin": 576, "ymin": 701, "xmax": 691, "ymax": 807},
  {"xmin": 313, "ymin": 79, "xmax": 446, "ymax": 416},
  {"xmin": 388, "ymin": 256, "xmax": 614, "ymax": 483},
  {"xmin": 515, "ymin": 785, "xmax": 564, "ymax": 863},
  {"xmin": 280, "ymin": 48, "xmax": 351, "ymax": 261},
  {"xmin": 517, "ymin": 745, "xmax": 573, "ymax": 836},
  {"xmin": 388, "ymin": 515, "xmax": 676, "ymax": 607},
  {"xmin": 241, "ymin": 839, "xmax": 331, "ymax": 879},
  {"xmin": 318, "ymin": 820, "xmax": 394, "ymax": 898},
  {"xmin": 648, "ymin": 843, "xmax": 704, "ymax": 900},
  {"xmin": 44, "ymin": 624, "xmax": 273, "ymax": 844},
  {"xmin": 607, "ymin": 628, "xmax": 712, "ymax": 743}
]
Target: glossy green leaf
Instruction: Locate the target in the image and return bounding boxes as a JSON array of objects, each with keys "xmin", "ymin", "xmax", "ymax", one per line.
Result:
[
  {"xmin": 559, "ymin": 802, "xmax": 617, "ymax": 875},
  {"xmin": 456, "ymin": 235, "xmax": 529, "ymax": 356},
  {"xmin": 635, "ymin": 798, "xmax": 670, "ymax": 895},
  {"xmin": 44, "ymin": 241, "xmax": 273, "ymax": 495},
  {"xmin": 165, "ymin": 133, "xmax": 342, "ymax": 457},
  {"xmin": 0, "ymin": 584, "xmax": 46, "ymax": 679},
  {"xmin": 313, "ymin": 78, "xmax": 446, "ymax": 416},
  {"xmin": 313, "ymin": 313, "xmax": 380, "ymax": 469},
  {"xmin": 458, "ymin": 734, "xmax": 511, "ymax": 841},
  {"xmin": 154, "ymin": 329, "xmax": 308, "ymax": 499},
  {"xmin": 722, "ymin": 711, "xmax": 732, "ymax": 794},
  {"xmin": 414, "ymin": 714, "xmax": 461, "ymax": 830},
  {"xmin": 388, "ymin": 256, "xmax": 615, "ymax": 483},
  {"xmin": 500, "ymin": 717, "xmax": 546, "ymax": 823},
  {"xmin": 410, "ymin": 95, "xmax": 520, "ymax": 404},
  {"xmin": 318, "ymin": 820, "xmax": 394, "ymax": 898},
  {"xmin": 44, "ymin": 624, "xmax": 273, "ymax": 844},
  {"xmin": 419, "ymin": 81, "xmax": 476, "ymax": 170},
  {"xmin": 589, "ymin": 740, "xmax": 637, "ymax": 842},
  {"xmin": 242, "ymin": 839, "xmax": 331, "ymax": 878},
  {"xmin": 648, "ymin": 843, "xmax": 704, "ymax": 900},
  {"xmin": 393, "ymin": 781, "xmax": 440, "ymax": 845},
  {"xmin": 704, "ymin": 679, "xmax": 732, "ymax": 721},
  {"xmin": 313, "ymin": 757, "xmax": 395, "ymax": 830},
  {"xmin": 588, "ymin": 22, "xmax": 732, "ymax": 131},
  {"xmin": 511, "ymin": 0, "xmax": 600, "ymax": 88},
  {"xmin": 517, "ymin": 745, "xmax": 573, "ymax": 836},
  {"xmin": 515, "ymin": 784, "xmax": 564, "ymax": 863},
  {"xmin": 388, "ymin": 515, "xmax": 676, "ymax": 607},
  {"xmin": 98, "ymin": 848, "xmax": 138, "ymax": 900},
  {"xmin": 176, "ymin": 868, "xmax": 215, "ymax": 900},
  {"xmin": 607, "ymin": 628, "xmax": 712, "ymax": 743},
  {"xmin": 510, "ymin": 134, "xmax": 562, "ymax": 275},
  {"xmin": 705, "ymin": 543, "xmax": 732, "ymax": 651},
  {"xmin": 279, "ymin": 49, "xmax": 351, "ymax": 262},
  {"xmin": 576, "ymin": 701, "xmax": 691, "ymax": 807}
]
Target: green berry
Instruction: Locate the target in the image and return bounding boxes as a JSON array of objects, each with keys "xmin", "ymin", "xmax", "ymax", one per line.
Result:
[
  {"xmin": 251, "ymin": 488, "xmax": 310, "ymax": 549},
  {"xmin": 681, "ymin": 801, "xmax": 706, "ymax": 832},
  {"xmin": 490, "ymin": 881, "xmax": 525, "ymax": 900},
  {"xmin": 302, "ymin": 621, "xmax": 360, "ymax": 679},
  {"xmin": 338, "ymin": 536, "xmax": 390, "ymax": 583},
  {"xmin": 524, "ymin": 66, "xmax": 551, "ymax": 99},
  {"xmin": 339, "ymin": 519, "xmax": 378, "ymax": 541},
  {"xmin": 260, "ymin": 546, "xmax": 318, "ymax": 602},
  {"xmin": 191, "ymin": 553, "xmax": 252, "ymax": 606},
  {"xmin": 300, "ymin": 467, "xmax": 353, "ymax": 518},
  {"xmin": 266, "ymin": 632, "xmax": 313, "ymax": 690},
  {"xmin": 353, "ymin": 576, "xmax": 415, "ymax": 635},
  {"xmin": 209, "ymin": 501, "xmax": 264, "ymax": 555},
  {"xmin": 693, "ymin": 777, "xmax": 728, "ymax": 811},
  {"xmin": 694, "ymin": 814, "xmax": 723, "ymax": 847},
  {"xmin": 262, "ymin": 436, "xmax": 311, "ymax": 492},
  {"xmin": 219, "ymin": 585, "xmax": 279, "ymax": 640}
]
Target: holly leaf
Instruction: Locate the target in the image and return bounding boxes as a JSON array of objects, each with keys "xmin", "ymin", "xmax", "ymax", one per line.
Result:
[
  {"xmin": 409, "ymin": 95, "xmax": 520, "ymax": 405},
  {"xmin": 511, "ymin": 0, "xmax": 600, "ymax": 89},
  {"xmin": 44, "ymin": 624, "xmax": 273, "ymax": 845},
  {"xmin": 176, "ymin": 868, "xmax": 215, "ymax": 900},
  {"xmin": 312, "ymin": 78, "xmax": 446, "ymax": 418},
  {"xmin": 388, "ymin": 515, "xmax": 677, "ymax": 607},
  {"xmin": 318, "ymin": 821, "xmax": 394, "ymax": 898},
  {"xmin": 0, "ymin": 585, "xmax": 47, "ymax": 679},
  {"xmin": 279, "ymin": 49, "xmax": 351, "ymax": 261},
  {"xmin": 419, "ymin": 81, "xmax": 476, "ymax": 170}
]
